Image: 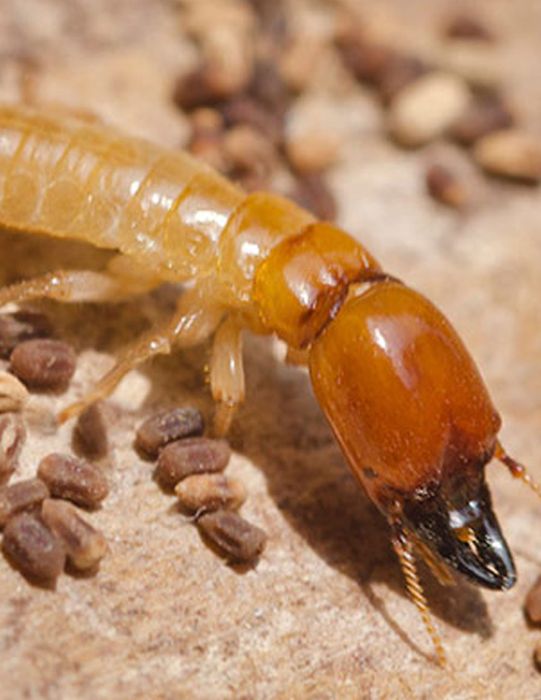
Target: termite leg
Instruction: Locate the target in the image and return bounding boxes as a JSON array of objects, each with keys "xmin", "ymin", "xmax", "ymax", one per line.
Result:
[
  {"xmin": 209, "ymin": 315, "xmax": 245, "ymax": 436},
  {"xmin": 58, "ymin": 327, "xmax": 172, "ymax": 422},
  {"xmin": 59, "ymin": 286, "xmax": 224, "ymax": 422},
  {"xmin": 0, "ymin": 268, "xmax": 157, "ymax": 308},
  {"xmin": 391, "ymin": 522, "xmax": 447, "ymax": 668},
  {"xmin": 105, "ymin": 255, "xmax": 163, "ymax": 290},
  {"xmin": 494, "ymin": 441, "xmax": 541, "ymax": 501}
]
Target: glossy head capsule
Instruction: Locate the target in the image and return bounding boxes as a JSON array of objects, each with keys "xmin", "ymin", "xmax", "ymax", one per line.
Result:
[{"xmin": 308, "ymin": 280, "xmax": 515, "ymax": 590}]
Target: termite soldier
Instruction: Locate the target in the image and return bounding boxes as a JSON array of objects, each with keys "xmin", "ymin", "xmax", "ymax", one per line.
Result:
[{"xmin": 0, "ymin": 105, "xmax": 538, "ymax": 665}]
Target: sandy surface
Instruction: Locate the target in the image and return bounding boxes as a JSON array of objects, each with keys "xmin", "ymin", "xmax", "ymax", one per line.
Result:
[{"xmin": 0, "ymin": 1, "xmax": 540, "ymax": 698}]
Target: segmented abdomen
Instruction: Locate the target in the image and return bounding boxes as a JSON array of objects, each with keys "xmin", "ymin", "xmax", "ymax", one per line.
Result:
[
  {"xmin": 0, "ymin": 106, "xmax": 242, "ymax": 280},
  {"xmin": 0, "ymin": 105, "xmax": 315, "ymax": 297}
]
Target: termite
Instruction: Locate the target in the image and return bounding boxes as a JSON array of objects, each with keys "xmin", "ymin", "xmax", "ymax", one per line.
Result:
[{"xmin": 0, "ymin": 104, "xmax": 538, "ymax": 665}]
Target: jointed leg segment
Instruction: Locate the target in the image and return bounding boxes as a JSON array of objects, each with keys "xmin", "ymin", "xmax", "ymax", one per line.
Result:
[
  {"xmin": 58, "ymin": 326, "xmax": 172, "ymax": 422},
  {"xmin": 59, "ymin": 284, "xmax": 225, "ymax": 421},
  {"xmin": 0, "ymin": 269, "xmax": 148, "ymax": 307},
  {"xmin": 0, "ymin": 254, "xmax": 168, "ymax": 308},
  {"xmin": 210, "ymin": 315, "xmax": 245, "ymax": 436}
]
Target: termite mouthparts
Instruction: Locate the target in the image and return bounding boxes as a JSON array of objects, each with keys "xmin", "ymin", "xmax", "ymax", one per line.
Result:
[{"xmin": 0, "ymin": 104, "xmax": 538, "ymax": 666}]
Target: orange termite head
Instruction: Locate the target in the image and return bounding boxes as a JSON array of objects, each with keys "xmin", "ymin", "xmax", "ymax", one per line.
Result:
[
  {"xmin": 308, "ymin": 279, "xmax": 516, "ymax": 590},
  {"xmin": 254, "ymin": 223, "xmax": 516, "ymax": 591}
]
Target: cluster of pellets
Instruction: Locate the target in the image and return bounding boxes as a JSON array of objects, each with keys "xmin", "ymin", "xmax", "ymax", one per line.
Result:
[
  {"xmin": 172, "ymin": 0, "xmax": 338, "ymax": 221},
  {"xmin": 0, "ymin": 308, "xmax": 267, "ymax": 586},
  {"xmin": 173, "ymin": 2, "xmax": 541, "ymax": 217},
  {"xmin": 334, "ymin": 10, "xmax": 541, "ymax": 205},
  {"xmin": 0, "ymin": 311, "xmax": 108, "ymax": 586},
  {"xmin": 135, "ymin": 407, "xmax": 267, "ymax": 564},
  {"xmin": 1, "ymin": 456, "xmax": 108, "ymax": 585}
]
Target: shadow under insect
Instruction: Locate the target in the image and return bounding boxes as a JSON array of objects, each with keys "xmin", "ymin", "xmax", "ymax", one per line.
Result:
[{"xmin": 211, "ymin": 336, "xmax": 494, "ymax": 645}]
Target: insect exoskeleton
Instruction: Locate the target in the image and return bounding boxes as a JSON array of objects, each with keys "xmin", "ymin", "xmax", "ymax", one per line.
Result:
[{"xmin": 0, "ymin": 105, "xmax": 537, "ymax": 667}]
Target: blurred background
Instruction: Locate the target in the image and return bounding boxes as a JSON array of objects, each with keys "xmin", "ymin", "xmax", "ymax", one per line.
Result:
[{"xmin": 0, "ymin": 1, "xmax": 540, "ymax": 698}]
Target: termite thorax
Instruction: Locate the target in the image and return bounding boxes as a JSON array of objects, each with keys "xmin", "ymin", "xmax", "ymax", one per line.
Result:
[{"xmin": 252, "ymin": 222, "xmax": 382, "ymax": 349}]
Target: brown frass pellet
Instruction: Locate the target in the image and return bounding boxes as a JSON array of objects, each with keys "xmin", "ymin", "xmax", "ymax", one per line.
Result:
[
  {"xmin": 37, "ymin": 453, "xmax": 108, "ymax": 509},
  {"xmin": 41, "ymin": 499, "xmax": 107, "ymax": 570},
  {"xmin": 0, "ymin": 412, "xmax": 26, "ymax": 484},
  {"xmin": 173, "ymin": 66, "xmax": 235, "ymax": 111},
  {"xmin": 0, "ymin": 478, "xmax": 49, "ymax": 528},
  {"xmin": 525, "ymin": 575, "xmax": 541, "ymax": 625},
  {"xmin": 444, "ymin": 14, "xmax": 494, "ymax": 42},
  {"xmin": 156, "ymin": 437, "xmax": 231, "ymax": 490},
  {"xmin": 2, "ymin": 511, "xmax": 65, "ymax": 584},
  {"xmin": 335, "ymin": 31, "xmax": 395, "ymax": 86},
  {"xmin": 175, "ymin": 473, "xmax": 246, "ymax": 513},
  {"xmin": 425, "ymin": 163, "xmax": 468, "ymax": 209},
  {"xmin": 198, "ymin": 510, "xmax": 267, "ymax": 563},
  {"xmin": 10, "ymin": 338, "xmax": 76, "ymax": 391},
  {"xmin": 0, "ymin": 311, "xmax": 52, "ymax": 359},
  {"xmin": 74, "ymin": 402, "xmax": 112, "ymax": 459},
  {"xmin": 135, "ymin": 407, "xmax": 205, "ymax": 459}
]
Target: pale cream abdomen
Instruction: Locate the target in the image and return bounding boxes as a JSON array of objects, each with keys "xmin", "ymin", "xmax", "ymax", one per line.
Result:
[
  {"xmin": 0, "ymin": 105, "xmax": 314, "ymax": 299},
  {"xmin": 0, "ymin": 106, "xmax": 244, "ymax": 281}
]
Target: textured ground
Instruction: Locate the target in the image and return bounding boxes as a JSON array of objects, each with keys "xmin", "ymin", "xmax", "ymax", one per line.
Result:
[{"xmin": 0, "ymin": 1, "xmax": 540, "ymax": 698}]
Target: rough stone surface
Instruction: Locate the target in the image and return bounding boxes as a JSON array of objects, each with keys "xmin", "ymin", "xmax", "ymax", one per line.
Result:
[{"xmin": 0, "ymin": 1, "xmax": 539, "ymax": 698}]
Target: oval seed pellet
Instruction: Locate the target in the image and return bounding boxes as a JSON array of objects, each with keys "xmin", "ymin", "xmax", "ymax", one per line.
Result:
[
  {"xmin": 473, "ymin": 129, "xmax": 541, "ymax": 183},
  {"xmin": 10, "ymin": 339, "xmax": 76, "ymax": 391},
  {"xmin": 197, "ymin": 510, "xmax": 267, "ymax": 563},
  {"xmin": 41, "ymin": 499, "xmax": 107, "ymax": 570},
  {"xmin": 156, "ymin": 437, "xmax": 231, "ymax": 490},
  {"xmin": 38, "ymin": 453, "xmax": 108, "ymax": 508},
  {"xmin": 425, "ymin": 164, "xmax": 468, "ymax": 209},
  {"xmin": 175, "ymin": 473, "xmax": 246, "ymax": 513},
  {"xmin": 2, "ymin": 511, "xmax": 65, "ymax": 584},
  {"xmin": 0, "ymin": 478, "xmax": 49, "ymax": 528},
  {"xmin": 135, "ymin": 407, "xmax": 204, "ymax": 458}
]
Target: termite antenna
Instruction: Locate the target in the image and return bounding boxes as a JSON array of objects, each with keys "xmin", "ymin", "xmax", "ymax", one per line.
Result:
[
  {"xmin": 494, "ymin": 442, "xmax": 541, "ymax": 501},
  {"xmin": 391, "ymin": 524, "xmax": 447, "ymax": 668}
]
